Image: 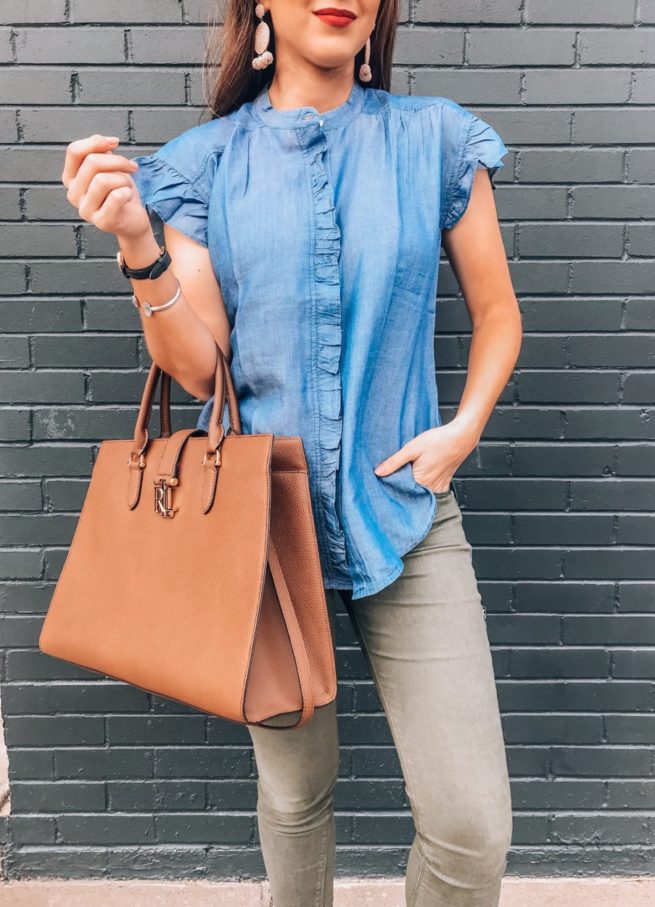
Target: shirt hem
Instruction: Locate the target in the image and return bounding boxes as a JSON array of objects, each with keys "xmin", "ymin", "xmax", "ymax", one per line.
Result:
[{"xmin": 327, "ymin": 495, "xmax": 439, "ymax": 601}]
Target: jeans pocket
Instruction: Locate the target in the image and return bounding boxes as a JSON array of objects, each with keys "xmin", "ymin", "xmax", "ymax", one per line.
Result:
[
  {"xmin": 434, "ymin": 480, "xmax": 458, "ymax": 502},
  {"xmin": 410, "ymin": 471, "xmax": 435, "ymax": 501},
  {"xmin": 412, "ymin": 472, "xmax": 448, "ymax": 496},
  {"xmin": 434, "ymin": 481, "xmax": 457, "ymax": 501},
  {"xmin": 411, "ymin": 474, "xmax": 460, "ymax": 512}
]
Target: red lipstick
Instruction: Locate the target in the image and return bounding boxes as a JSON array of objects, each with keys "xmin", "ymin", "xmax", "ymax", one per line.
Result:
[{"xmin": 313, "ymin": 7, "xmax": 357, "ymax": 27}]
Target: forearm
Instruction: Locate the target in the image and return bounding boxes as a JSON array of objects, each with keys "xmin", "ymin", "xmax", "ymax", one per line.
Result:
[
  {"xmin": 117, "ymin": 227, "xmax": 218, "ymax": 400},
  {"xmin": 452, "ymin": 299, "xmax": 522, "ymax": 446}
]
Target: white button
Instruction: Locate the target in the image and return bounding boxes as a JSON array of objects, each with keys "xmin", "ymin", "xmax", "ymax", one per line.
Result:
[{"xmin": 319, "ymin": 118, "xmax": 323, "ymax": 126}]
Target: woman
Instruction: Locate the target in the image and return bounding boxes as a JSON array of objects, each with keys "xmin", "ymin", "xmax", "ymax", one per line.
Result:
[{"xmin": 62, "ymin": 0, "xmax": 522, "ymax": 903}]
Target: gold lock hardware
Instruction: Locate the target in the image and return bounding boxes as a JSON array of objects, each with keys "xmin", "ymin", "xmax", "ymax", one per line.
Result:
[{"xmin": 154, "ymin": 477, "xmax": 179, "ymax": 518}]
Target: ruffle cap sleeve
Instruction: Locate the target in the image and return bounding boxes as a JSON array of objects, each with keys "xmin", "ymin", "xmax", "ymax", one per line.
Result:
[
  {"xmin": 440, "ymin": 106, "xmax": 509, "ymax": 232},
  {"xmin": 130, "ymin": 122, "xmax": 221, "ymax": 248}
]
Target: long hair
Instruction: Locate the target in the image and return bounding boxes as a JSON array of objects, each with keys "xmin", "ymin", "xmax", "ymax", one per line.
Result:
[{"xmin": 202, "ymin": 0, "xmax": 398, "ymax": 119}]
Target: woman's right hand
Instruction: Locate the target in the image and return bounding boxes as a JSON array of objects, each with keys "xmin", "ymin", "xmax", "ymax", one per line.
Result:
[{"xmin": 61, "ymin": 133, "xmax": 150, "ymax": 241}]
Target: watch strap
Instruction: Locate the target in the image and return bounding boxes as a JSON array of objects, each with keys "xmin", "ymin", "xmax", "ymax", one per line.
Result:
[{"xmin": 117, "ymin": 245, "xmax": 171, "ymax": 281}]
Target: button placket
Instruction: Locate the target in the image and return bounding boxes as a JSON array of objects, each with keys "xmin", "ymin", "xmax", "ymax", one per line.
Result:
[{"xmin": 302, "ymin": 126, "xmax": 350, "ymax": 579}]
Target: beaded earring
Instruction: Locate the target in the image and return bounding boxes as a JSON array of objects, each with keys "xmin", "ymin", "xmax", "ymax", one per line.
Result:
[
  {"xmin": 252, "ymin": 3, "xmax": 274, "ymax": 71},
  {"xmin": 359, "ymin": 33, "xmax": 373, "ymax": 82}
]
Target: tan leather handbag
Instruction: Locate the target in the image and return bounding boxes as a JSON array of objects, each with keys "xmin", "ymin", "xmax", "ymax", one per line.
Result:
[{"xmin": 39, "ymin": 346, "xmax": 337, "ymax": 729}]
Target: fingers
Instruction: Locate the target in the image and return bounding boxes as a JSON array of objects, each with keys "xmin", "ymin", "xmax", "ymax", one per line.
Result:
[
  {"xmin": 63, "ymin": 135, "xmax": 139, "ymax": 211},
  {"xmin": 79, "ymin": 172, "xmax": 135, "ymax": 226},
  {"xmin": 83, "ymin": 174, "xmax": 135, "ymax": 228},
  {"xmin": 61, "ymin": 133, "xmax": 119, "ymax": 189}
]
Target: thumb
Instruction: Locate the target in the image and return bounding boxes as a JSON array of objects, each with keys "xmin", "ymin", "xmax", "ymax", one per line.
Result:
[{"xmin": 374, "ymin": 443, "xmax": 415, "ymax": 477}]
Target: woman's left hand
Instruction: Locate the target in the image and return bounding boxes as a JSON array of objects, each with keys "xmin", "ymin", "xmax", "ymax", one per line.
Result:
[{"xmin": 373, "ymin": 418, "xmax": 480, "ymax": 494}]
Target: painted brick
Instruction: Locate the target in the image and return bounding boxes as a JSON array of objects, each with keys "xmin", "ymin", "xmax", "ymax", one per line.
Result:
[{"xmin": 1, "ymin": 0, "xmax": 654, "ymax": 885}]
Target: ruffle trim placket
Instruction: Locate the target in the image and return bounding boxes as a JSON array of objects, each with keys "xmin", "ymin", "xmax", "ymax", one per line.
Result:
[{"xmin": 300, "ymin": 127, "xmax": 351, "ymax": 581}]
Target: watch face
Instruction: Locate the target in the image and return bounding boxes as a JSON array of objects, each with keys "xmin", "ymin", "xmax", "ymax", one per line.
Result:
[{"xmin": 143, "ymin": 302, "xmax": 153, "ymax": 317}]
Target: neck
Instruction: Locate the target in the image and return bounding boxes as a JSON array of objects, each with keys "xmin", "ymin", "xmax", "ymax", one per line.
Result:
[{"xmin": 265, "ymin": 64, "xmax": 356, "ymax": 114}]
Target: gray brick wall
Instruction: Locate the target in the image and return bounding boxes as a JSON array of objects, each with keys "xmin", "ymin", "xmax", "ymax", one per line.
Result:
[{"xmin": 1, "ymin": 0, "xmax": 654, "ymax": 883}]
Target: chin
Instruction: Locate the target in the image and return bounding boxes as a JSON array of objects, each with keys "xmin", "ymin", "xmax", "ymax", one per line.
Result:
[{"xmin": 309, "ymin": 51, "xmax": 358, "ymax": 70}]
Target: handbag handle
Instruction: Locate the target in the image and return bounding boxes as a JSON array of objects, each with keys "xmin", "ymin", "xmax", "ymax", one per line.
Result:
[
  {"xmin": 129, "ymin": 345, "xmax": 242, "ymax": 464},
  {"xmin": 127, "ymin": 347, "xmax": 242, "ymax": 510},
  {"xmin": 204, "ymin": 346, "xmax": 243, "ymax": 456},
  {"xmin": 159, "ymin": 371, "xmax": 171, "ymax": 438}
]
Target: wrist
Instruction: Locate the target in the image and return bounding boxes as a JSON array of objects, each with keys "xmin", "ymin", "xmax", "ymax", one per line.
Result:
[
  {"xmin": 451, "ymin": 412, "xmax": 483, "ymax": 449},
  {"xmin": 117, "ymin": 228, "xmax": 161, "ymax": 271}
]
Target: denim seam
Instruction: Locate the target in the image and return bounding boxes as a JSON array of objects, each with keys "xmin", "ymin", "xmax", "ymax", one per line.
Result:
[
  {"xmin": 407, "ymin": 836, "xmax": 428, "ymax": 907},
  {"xmin": 314, "ymin": 815, "xmax": 331, "ymax": 907}
]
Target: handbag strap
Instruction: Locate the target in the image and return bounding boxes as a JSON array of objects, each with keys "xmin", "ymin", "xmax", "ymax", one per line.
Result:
[
  {"xmin": 128, "ymin": 428, "xmax": 207, "ymax": 511},
  {"xmin": 155, "ymin": 428, "xmax": 206, "ymax": 482},
  {"xmin": 266, "ymin": 537, "xmax": 315, "ymax": 728}
]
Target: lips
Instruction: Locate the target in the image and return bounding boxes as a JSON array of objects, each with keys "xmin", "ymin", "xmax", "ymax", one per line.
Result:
[{"xmin": 313, "ymin": 7, "xmax": 357, "ymax": 27}]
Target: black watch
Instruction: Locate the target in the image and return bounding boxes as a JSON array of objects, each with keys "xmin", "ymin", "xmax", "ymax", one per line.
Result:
[{"xmin": 117, "ymin": 245, "xmax": 171, "ymax": 281}]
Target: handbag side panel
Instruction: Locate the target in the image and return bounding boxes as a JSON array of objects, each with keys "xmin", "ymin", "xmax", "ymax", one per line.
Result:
[{"xmin": 269, "ymin": 437, "xmax": 338, "ymax": 708}]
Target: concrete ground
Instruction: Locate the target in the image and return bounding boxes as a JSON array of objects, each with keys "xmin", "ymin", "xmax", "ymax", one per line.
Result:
[{"xmin": 1, "ymin": 878, "xmax": 654, "ymax": 906}]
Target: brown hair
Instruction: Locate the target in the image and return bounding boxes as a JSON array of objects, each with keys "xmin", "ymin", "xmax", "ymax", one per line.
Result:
[{"xmin": 202, "ymin": 0, "xmax": 398, "ymax": 119}]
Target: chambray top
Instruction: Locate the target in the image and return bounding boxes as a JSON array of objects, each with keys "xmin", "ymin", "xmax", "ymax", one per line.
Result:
[{"xmin": 131, "ymin": 79, "xmax": 508, "ymax": 599}]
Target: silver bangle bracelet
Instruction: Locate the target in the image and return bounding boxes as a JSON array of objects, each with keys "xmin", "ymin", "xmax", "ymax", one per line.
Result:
[{"xmin": 131, "ymin": 279, "xmax": 182, "ymax": 318}]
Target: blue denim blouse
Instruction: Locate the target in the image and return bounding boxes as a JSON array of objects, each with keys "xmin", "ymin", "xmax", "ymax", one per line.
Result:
[{"xmin": 131, "ymin": 80, "xmax": 508, "ymax": 599}]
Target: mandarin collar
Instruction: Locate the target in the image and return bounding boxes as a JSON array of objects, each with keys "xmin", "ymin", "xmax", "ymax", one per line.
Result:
[{"xmin": 252, "ymin": 79, "xmax": 366, "ymax": 130}]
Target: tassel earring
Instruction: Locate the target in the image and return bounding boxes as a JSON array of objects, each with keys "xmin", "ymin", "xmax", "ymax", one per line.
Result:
[
  {"xmin": 252, "ymin": 3, "xmax": 274, "ymax": 71},
  {"xmin": 359, "ymin": 32, "xmax": 373, "ymax": 82}
]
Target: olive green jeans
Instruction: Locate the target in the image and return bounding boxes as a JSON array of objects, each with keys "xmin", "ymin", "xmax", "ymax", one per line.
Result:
[{"xmin": 247, "ymin": 486, "xmax": 513, "ymax": 905}]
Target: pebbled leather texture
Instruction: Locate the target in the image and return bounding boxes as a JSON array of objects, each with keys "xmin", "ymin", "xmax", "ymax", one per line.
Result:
[{"xmin": 39, "ymin": 352, "xmax": 337, "ymax": 730}]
